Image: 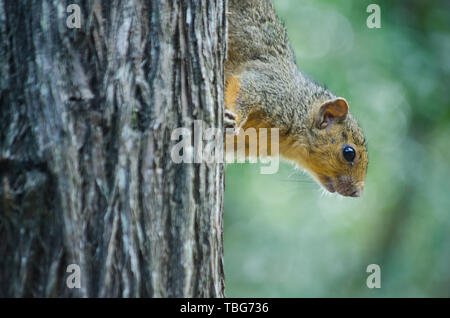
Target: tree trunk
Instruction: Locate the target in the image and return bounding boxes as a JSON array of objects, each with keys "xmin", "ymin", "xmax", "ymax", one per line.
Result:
[{"xmin": 0, "ymin": 0, "xmax": 226, "ymax": 297}]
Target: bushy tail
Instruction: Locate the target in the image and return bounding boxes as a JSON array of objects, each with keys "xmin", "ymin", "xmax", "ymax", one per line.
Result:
[{"xmin": 226, "ymin": 0, "xmax": 291, "ymax": 73}]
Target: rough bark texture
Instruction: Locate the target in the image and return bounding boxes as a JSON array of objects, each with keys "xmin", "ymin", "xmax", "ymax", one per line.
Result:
[{"xmin": 0, "ymin": 0, "xmax": 226, "ymax": 297}]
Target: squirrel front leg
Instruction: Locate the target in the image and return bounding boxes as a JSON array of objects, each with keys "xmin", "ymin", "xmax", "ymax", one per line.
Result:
[
  {"xmin": 224, "ymin": 74, "xmax": 242, "ymax": 132},
  {"xmin": 225, "ymin": 67, "xmax": 270, "ymax": 131},
  {"xmin": 225, "ymin": 62, "xmax": 291, "ymax": 133}
]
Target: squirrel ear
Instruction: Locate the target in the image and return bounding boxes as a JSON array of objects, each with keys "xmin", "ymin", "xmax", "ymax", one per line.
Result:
[{"xmin": 316, "ymin": 98, "xmax": 348, "ymax": 129}]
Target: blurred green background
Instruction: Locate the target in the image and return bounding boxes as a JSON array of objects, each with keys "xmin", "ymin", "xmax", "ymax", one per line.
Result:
[{"xmin": 224, "ymin": 0, "xmax": 450, "ymax": 297}]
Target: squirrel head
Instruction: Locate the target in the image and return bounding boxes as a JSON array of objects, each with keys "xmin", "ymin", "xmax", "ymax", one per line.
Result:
[{"xmin": 283, "ymin": 98, "xmax": 368, "ymax": 197}]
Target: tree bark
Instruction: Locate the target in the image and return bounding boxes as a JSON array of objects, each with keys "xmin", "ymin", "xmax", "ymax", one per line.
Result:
[{"xmin": 0, "ymin": 0, "xmax": 226, "ymax": 297}]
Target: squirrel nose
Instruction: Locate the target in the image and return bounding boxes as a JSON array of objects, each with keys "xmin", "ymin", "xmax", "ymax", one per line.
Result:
[
  {"xmin": 350, "ymin": 182, "xmax": 365, "ymax": 197},
  {"xmin": 350, "ymin": 190, "xmax": 360, "ymax": 197}
]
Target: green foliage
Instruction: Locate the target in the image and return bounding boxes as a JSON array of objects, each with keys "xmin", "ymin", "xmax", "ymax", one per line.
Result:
[{"xmin": 224, "ymin": 0, "xmax": 450, "ymax": 297}]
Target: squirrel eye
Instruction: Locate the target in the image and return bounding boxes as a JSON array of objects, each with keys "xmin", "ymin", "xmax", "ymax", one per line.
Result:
[{"xmin": 342, "ymin": 146, "xmax": 356, "ymax": 162}]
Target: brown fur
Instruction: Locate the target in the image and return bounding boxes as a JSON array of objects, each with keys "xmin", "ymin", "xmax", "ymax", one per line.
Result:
[{"xmin": 225, "ymin": 0, "xmax": 368, "ymax": 197}]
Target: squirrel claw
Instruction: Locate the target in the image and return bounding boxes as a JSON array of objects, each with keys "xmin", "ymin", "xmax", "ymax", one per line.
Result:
[
  {"xmin": 224, "ymin": 110, "xmax": 238, "ymax": 134},
  {"xmin": 225, "ymin": 109, "xmax": 236, "ymax": 120}
]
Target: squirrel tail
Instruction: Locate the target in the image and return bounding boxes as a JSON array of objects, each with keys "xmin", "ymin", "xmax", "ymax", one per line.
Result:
[{"xmin": 227, "ymin": 0, "xmax": 291, "ymax": 72}]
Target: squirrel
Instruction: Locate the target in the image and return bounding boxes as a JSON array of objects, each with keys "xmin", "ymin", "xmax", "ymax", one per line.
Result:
[{"xmin": 224, "ymin": 0, "xmax": 368, "ymax": 197}]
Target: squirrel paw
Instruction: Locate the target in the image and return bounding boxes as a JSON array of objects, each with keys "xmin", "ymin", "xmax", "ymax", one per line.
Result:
[{"xmin": 224, "ymin": 110, "xmax": 238, "ymax": 134}]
